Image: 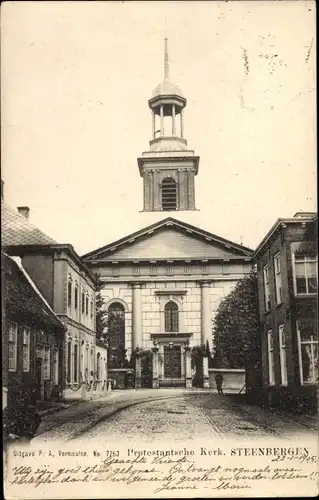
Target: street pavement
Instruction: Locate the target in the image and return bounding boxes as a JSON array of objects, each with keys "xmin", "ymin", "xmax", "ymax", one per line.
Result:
[{"xmin": 33, "ymin": 389, "xmax": 319, "ymax": 443}]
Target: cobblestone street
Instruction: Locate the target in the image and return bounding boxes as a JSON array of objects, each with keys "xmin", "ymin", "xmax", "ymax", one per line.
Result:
[{"xmin": 33, "ymin": 390, "xmax": 319, "ymax": 443}]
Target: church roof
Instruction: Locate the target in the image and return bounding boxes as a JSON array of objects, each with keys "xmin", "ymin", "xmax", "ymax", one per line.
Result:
[
  {"xmin": 82, "ymin": 217, "xmax": 253, "ymax": 262},
  {"xmin": 1, "ymin": 199, "xmax": 57, "ymax": 246}
]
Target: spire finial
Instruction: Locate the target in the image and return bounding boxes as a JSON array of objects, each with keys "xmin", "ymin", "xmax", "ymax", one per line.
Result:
[{"xmin": 164, "ymin": 38, "xmax": 169, "ymax": 80}]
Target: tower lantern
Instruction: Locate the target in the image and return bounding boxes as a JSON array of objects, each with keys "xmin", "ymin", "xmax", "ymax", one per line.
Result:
[{"xmin": 148, "ymin": 39, "xmax": 187, "ymax": 152}]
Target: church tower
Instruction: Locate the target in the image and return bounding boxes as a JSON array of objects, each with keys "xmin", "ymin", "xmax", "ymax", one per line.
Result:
[{"xmin": 138, "ymin": 39, "xmax": 199, "ymax": 213}]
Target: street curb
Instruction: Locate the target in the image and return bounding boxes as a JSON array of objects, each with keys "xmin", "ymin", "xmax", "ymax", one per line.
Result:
[
  {"xmin": 38, "ymin": 399, "xmax": 84, "ymax": 417},
  {"xmin": 38, "ymin": 404, "xmax": 70, "ymax": 417}
]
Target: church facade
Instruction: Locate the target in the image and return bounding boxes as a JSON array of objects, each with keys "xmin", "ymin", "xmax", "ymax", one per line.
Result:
[{"xmin": 83, "ymin": 40, "xmax": 253, "ymax": 388}]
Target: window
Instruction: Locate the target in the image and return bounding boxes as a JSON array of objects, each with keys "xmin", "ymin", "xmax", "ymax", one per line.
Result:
[
  {"xmin": 43, "ymin": 346, "xmax": 51, "ymax": 380},
  {"xmin": 73, "ymin": 343, "xmax": 78, "ymax": 383},
  {"xmin": 90, "ymin": 299, "xmax": 94, "ymax": 318},
  {"xmin": 8, "ymin": 322, "xmax": 18, "ymax": 371},
  {"xmin": 85, "ymin": 295, "xmax": 89, "ymax": 316},
  {"xmin": 297, "ymin": 319, "xmax": 318, "ymax": 385},
  {"xmin": 161, "ymin": 177, "xmax": 177, "ymax": 210},
  {"xmin": 164, "ymin": 301, "xmax": 179, "ymax": 332},
  {"xmin": 279, "ymin": 325, "xmax": 287, "ymax": 386},
  {"xmin": 294, "ymin": 254, "xmax": 317, "ymax": 295},
  {"xmin": 81, "ymin": 291, "xmax": 85, "ymax": 313},
  {"xmin": 85, "ymin": 347, "xmax": 89, "ymax": 377},
  {"xmin": 22, "ymin": 327, "xmax": 30, "ymax": 372},
  {"xmin": 274, "ymin": 253, "xmax": 282, "ymax": 304},
  {"xmin": 263, "ymin": 265, "xmax": 271, "ymax": 311},
  {"xmin": 90, "ymin": 349, "xmax": 93, "ymax": 374},
  {"xmin": 108, "ymin": 303, "xmax": 125, "ymax": 351},
  {"xmin": 67, "ymin": 279, "xmax": 72, "ymax": 308},
  {"xmin": 74, "ymin": 283, "xmax": 78, "ymax": 310},
  {"xmin": 54, "ymin": 349, "xmax": 59, "ymax": 385},
  {"xmin": 267, "ymin": 330, "xmax": 275, "ymax": 385},
  {"xmin": 96, "ymin": 353, "xmax": 100, "ymax": 380},
  {"xmin": 67, "ymin": 339, "xmax": 72, "ymax": 383}
]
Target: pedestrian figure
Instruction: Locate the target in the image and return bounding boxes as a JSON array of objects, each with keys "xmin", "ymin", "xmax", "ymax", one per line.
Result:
[{"xmin": 215, "ymin": 372, "xmax": 223, "ymax": 395}]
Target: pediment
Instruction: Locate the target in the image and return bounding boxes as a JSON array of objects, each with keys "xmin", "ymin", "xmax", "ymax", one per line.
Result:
[{"xmin": 83, "ymin": 218, "xmax": 252, "ymax": 262}]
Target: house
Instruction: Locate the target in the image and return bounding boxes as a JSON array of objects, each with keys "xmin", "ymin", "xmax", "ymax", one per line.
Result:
[
  {"xmin": 2, "ymin": 252, "xmax": 65, "ymax": 409},
  {"xmin": 254, "ymin": 212, "xmax": 318, "ymax": 414},
  {"xmin": 2, "ymin": 192, "xmax": 108, "ymax": 400}
]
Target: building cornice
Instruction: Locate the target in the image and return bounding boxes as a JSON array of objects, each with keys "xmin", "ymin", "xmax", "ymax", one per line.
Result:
[
  {"xmin": 4, "ymin": 243, "xmax": 97, "ymax": 285},
  {"xmin": 253, "ymin": 215, "xmax": 317, "ymax": 259},
  {"xmin": 89, "ymin": 256, "xmax": 251, "ymax": 265},
  {"xmin": 137, "ymin": 154, "xmax": 199, "ymax": 176},
  {"xmin": 57, "ymin": 314, "xmax": 96, "ymax": 337},
  {"xmin": 98, "ymin": 275, "xmax": 249, "ymax": 284}
]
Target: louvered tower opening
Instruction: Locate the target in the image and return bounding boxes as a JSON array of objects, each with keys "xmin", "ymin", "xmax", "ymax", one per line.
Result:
[{"xmin": 161, "ymin": 177, "xmax": 177, "ymax": 210}]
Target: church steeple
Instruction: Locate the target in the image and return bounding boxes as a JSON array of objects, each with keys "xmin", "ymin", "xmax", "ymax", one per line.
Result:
[{"xmin": 138, "ymin": 39, "xmax": 199, "ymax": 213}]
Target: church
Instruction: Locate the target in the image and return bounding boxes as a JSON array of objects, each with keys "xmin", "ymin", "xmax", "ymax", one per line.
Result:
[{"xmin": 83, "ymin": 40, "xmax": 253, "ymax": 389}]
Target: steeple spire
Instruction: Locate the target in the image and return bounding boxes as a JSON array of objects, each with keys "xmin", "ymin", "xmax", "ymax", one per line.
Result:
[{"xmin": 164, "ymin": 38, "xmax": 169, "ymax": 80}]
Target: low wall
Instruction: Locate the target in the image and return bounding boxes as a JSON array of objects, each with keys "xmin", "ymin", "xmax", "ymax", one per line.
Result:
[
  {"xmin": 108, "ymin": 369, "xmax": 135, "ymax": 390},
  {"xmin": 63, "ymin": 380, "xmax": 111, "ymax": 401},
  {"xmin": 208, "ymin": 368, "xmax": 245, "ymax": 392}
]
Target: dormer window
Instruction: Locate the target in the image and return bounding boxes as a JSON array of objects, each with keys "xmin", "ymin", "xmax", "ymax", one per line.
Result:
[{"xmin": 161, "ymin": 177, "xmax": 177, "ymax": 210}]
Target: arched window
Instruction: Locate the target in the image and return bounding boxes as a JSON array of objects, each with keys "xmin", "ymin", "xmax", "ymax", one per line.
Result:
[
  {"xmin": 67, "ymin": 339, "xmax": 72, "ymax": 383},
  {"xmin": 161, "ymin": 177, "xmax": 177, "ymax": 210},
  {"xmin": 96, "ymin": 353, "xmax": 101, "ymax": 380},
  {"xmin": 108, "ymin": 303, "xmax": 125, "ymax": 350},
  {"xmin": 67, "ymin": 277, "xmax": 72, "ymax": 308},
  {"xmin": 73, "ymin": 343, "xmax": 78, "ymax": 383},
  {"xmin": 165, "ymin": 301, "xmax": 179, "ymax": 332}
]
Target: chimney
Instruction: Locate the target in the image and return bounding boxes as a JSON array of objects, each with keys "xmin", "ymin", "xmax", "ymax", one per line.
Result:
[
  {"xmin": 1, "ymin": 180, "xmax": 4, "ymax": 199},
  {"xmin": 17, "ymin": 206, "xmax": 30, "ymax": 219}
]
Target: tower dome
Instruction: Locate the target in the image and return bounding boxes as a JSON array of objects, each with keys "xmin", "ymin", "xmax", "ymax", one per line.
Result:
[{"xmin": 152, "ymin": 80, "xmax": 184, "ymax": 99}]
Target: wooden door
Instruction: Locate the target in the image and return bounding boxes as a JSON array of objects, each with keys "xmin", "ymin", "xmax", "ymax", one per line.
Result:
[{"xmin": 164, "ymin": 346, "xmax": 181, "ymax": 378}]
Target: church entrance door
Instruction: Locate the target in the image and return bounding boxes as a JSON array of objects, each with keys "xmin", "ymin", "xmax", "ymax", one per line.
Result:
[{"xmin": 163, "ymin": 346, "xmax": 182, "ymax": 386}]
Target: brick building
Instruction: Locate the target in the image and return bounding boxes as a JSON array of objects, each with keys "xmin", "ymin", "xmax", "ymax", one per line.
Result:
[
  {"xmin": 2, "ymin": 194, "xmax": 108, "ymax": 401},
  {"xmin": 2, "ymin": 252, "xmax": 65, "ymax": 408},
  {"xmin": 254, "ymin": 212, "xmax": 318, "ymax": 413}
]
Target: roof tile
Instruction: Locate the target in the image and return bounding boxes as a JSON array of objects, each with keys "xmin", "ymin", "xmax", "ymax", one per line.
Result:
[{"xmin": 1, "ymin": 200, "xmax": 57, "ymax": 246}]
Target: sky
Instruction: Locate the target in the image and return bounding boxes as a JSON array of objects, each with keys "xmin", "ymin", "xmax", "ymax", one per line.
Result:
[{"xmin": 1, "ymin": 1, "xmax": 316, "ymax": 256}]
